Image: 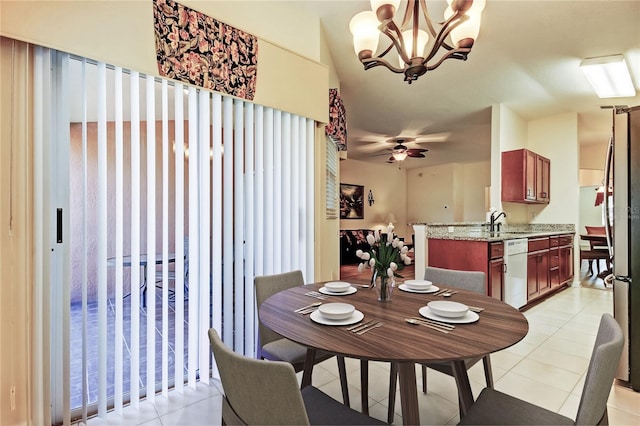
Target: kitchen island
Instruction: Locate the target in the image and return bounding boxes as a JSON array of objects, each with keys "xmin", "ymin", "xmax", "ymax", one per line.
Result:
[{"xmin": 412, "ymin": 223, "xmax": 575, "ymax": 310}]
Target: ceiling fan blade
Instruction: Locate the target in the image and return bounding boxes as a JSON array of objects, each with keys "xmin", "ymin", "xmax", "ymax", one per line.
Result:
[
  {"xmin": 407, "ymin": 148, "xmax": 428, "ymax": 155},
  {"xmin": 407, "ymin": 152, "xmax": 426, "ymax": 158}
]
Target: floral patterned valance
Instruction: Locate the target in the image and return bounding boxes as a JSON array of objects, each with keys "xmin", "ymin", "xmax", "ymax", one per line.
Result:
[
  {"xmin": 153, "ymin": 0, "xmax": 258, "ymax": 100},
  {"xmin": 326, "ymin": 88, "xmax": 347, "ymax": 151}
]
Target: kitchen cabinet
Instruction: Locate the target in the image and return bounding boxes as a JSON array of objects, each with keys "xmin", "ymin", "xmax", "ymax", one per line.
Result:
[
  {"xmin": 558, "ymin": 234, "xmax": 574, "ymax": 285},
  {"xmin": 501, "ymin": 149, "xmax": 550, "ymax": 204},
  {"xmin": 488, "ymin": 242, "xmax": 504, "ymax": 301},
  {"xmin": 527, "ymin": 237, "xmax": 549, "ymax": 299},
  {"xmin": 549, "ymin": 236, "xmax": 560, "ymax": 288},
  {"xmin": 427, "ymin": 239, "xmax": 499, "ymax": 298},
  {"xmin": 428, "ymin": 231, "xmax": 573, "ymax": 308}
]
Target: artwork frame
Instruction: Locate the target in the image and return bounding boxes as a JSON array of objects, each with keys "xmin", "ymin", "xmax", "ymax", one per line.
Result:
[{"xmin": 340, "ymin": 183, "xmax": 364, "ymax": 219}]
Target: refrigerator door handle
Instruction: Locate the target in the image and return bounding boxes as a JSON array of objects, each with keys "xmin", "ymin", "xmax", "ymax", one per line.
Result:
[{"xmin": 604, "ymin": 133, "xmax": 614, "ymax": 258}]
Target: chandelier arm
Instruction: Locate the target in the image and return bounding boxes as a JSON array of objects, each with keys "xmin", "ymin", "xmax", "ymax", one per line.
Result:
[
  {"xmin": 419, "ymin": 0, "xmax": 439, "ymax": 38},
  {"xmin": 424, "ymin": 46, "xmax": 472, "ymax": 71},
  {"xmin": 412, "ymin": 1, "xmax": 420, "ymax": 58},
  {"xmin": 419, "ymin": 0, "xmax": 463, "ymax": 52},
  {"xmin": 380, "ymin": 23, "xmax": 412, "ymax": 65},
  {"xmin": 361, "ymin": 56, "xmax": 405, "ymax": 74},
  {"xmin": 400, "ymin": 0, "xmax": 417, "ymax": 29},
  {"xmin": 423, "ymin": 13, "xmax": 469, "ymax": 63},
  {"xmin": 376, "ymin": 40, "xmax": 396, "ymax": 59}
]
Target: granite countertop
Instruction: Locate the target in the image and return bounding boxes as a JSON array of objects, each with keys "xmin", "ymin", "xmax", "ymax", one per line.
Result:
[{"xmin": 419, "ymin": 223, "xmax": 575, "ymax": 242}]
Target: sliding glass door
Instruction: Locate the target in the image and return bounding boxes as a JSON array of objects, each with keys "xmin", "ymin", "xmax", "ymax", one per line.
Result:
[{"xmin": 36, "ymin": 49, "xmax": 316, "ymax": 424}]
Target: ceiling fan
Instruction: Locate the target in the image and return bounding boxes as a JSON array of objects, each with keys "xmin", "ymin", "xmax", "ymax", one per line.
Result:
[{"xmin": 387, "ymin": 140, "xmax": 428, "ymax": 163}]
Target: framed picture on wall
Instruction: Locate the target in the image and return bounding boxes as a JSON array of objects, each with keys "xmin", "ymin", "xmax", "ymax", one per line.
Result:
[{"xmin": 340, "ymin": 183, "xmax": 364, "ymax": 219}]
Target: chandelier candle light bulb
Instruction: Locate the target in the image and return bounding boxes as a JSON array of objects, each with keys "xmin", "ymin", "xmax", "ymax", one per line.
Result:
[{"xmin": 356, "ymin": 222, "xmax": 412, "ymax": 302}]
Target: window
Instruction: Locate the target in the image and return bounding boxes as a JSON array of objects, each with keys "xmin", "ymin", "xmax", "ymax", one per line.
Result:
[{"xmin": 326, "ymin": 137, "xmax": 339, "ymax": 218}]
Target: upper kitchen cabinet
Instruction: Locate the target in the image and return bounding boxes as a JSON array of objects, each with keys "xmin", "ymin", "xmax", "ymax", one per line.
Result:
[{"xmin": 501, "ymin": 149, "xmax": 550, "ymax": 204}]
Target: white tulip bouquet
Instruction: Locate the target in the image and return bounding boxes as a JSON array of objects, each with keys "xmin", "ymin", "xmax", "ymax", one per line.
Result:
[{"xmin": 355, "ymin": 223, "xmax": 412, "ymax": 301}]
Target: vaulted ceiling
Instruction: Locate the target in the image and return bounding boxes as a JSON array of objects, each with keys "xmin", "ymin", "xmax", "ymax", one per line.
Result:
[{"xmin": 298, "ymin": 0, "xmax": 640, "ymax": 168}]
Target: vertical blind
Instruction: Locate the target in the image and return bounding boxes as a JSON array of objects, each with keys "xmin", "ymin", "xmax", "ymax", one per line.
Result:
[
  {"xmin": 326, "ymin": 138, "xmax": 339, "ymax": 219},
  {"xmin": 37, "ymin": 51, "xmax": 316, "ymax": 422}
]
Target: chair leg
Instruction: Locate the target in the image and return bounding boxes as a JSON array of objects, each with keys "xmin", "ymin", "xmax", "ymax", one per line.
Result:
[
  {"xmin": 482, "ymin": 356, "xmax": 494, "ymax": 388},
  {"xmin": 360, "ymin": 360, "xmax": 368, "ymax": 415},
  {"xmin": 337, "ymin": 356, "xmax": 350, "ymax": 407},
  {"xmin": 387, "ymin": 363, "xmax": 398, "ymax": 424},
  {"xmin": 422, "ymin": 364, "xmax": 427, "ymax": 393}
]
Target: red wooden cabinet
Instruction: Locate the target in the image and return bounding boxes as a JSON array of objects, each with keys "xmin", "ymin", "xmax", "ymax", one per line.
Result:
[
  {"xmin": 427, "ymin": 239, "xmax": 503, "ymax": 298},
  {"xmin": 502, "ymin": 149, "xmax": 550, "ymax": 204},
  {"xmin": 527, "ymin": 237, "xmax": 549, "ymax": 300},
  {"xmin": 488, "ymin": 242, "xmax": 504, "ymax": 301},
  {"xmin": 558, "ymin": 234, "xmax": 574, "ymax": 285},
  {"xmin": 489, "ymin": 258, "xmax": 504, "ymax": 301}
]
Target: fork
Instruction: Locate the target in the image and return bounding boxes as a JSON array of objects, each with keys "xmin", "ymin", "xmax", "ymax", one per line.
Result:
[
  {"xmin": 305, "ymin": 291, "xmax": 328, "ymax": 300},
  {"xmin": 356, "ymin": 322, "xmax": 383, "ymax": 335},
  {"xmin": 294, "ymin": 302, "xmax": 322, "ymax": 313},
  {"xmin": 347, "ymin": 319, "xmax": 374, "ymax": 332},
  {"xmin": 410, "ymin": 317, "xmax": 455, "ymax": 330}
]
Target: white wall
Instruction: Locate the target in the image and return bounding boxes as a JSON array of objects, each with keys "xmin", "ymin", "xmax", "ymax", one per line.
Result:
[
  {"xmin": 580, "ymin": 186, "xmax": 605, "ymax": 243},
  {"xmin": 581, "ymin": 142, "xmax": 609, "ymax": 170},
  {"xmin": 491, "ymin": 104, "xmax": 528, "ymax": 223},
  {"xmin": 340, "ymin": 159, "xmax": 409, "ymax": 238},
  {"xmin": 527, "ymin": 113, "xmax": 580, "ymax": 225},
  {"xmin": 462, "ymin": 162, "xmax": 491, "ymax": 221},
  {"xmin": 406, "ymin": 161, "xmax": 490, "ymax": 225}
]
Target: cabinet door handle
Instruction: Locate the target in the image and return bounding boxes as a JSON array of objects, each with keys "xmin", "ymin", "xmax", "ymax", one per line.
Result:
[
  {"xmin": 541, "ymin": 192, "xmax": 547, "ymax": 198},
  {"xmin": 503, "ymin": 264, "xmax": 507, "ymax": 274}
]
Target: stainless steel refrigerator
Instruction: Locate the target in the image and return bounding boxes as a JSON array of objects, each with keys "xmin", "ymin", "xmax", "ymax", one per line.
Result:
[{"xmin": 606, "ymin": 105, "xmax": 640, "ymax": 391}]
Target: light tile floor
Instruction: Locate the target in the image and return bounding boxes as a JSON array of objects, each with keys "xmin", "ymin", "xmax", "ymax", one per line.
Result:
[{"xmin": 85, "ymin": 283, "xmax": 640, "ymax": 425}]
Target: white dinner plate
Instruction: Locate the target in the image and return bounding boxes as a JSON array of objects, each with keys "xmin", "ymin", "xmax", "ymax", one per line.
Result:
[
  {"xmin": 310, "ymin": 309, "xmax": 364, "ymax": 326},
  {"xmin": 319, "ymin": 286, "xmax": 357, "ymax": 296},
  {"xmin": 418, "ymin": 306, "xmax": 479, "ymax": 324},
  {"xmin": 398, "ymin": 284, "xmax": 440, "ymax": 294}
]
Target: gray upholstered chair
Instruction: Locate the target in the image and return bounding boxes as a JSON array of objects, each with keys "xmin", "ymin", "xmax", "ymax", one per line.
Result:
[
  {"xmin": 208, "ymin": 328, "xmax": 386, "ymax": 425},
  {"xmin": 387, "ymin": 267, "xmax": 492, "ymax": 421},
  {"xmin": 458, "ymin": 313, "xmax": 624, "ymax": 425},
  {"xmin": 255, "ymin": 270, "xmax": 351, "ymax": 405}
]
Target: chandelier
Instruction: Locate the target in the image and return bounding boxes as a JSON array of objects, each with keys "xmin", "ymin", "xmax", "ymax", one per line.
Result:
[{"xmin": 349, "ymin": 0, "xmax": 486, "ymax": 83}]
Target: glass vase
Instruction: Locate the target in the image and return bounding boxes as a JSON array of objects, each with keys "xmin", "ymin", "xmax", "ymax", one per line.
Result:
[{"xmin": 374, "ymin": 273, "xmax": 395, "ymax": 302}]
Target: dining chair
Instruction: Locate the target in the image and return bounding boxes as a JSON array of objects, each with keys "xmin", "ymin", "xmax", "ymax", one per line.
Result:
[
  {"xmin": 255, "ymin": 270, "xmax": 351, "ymax": 406},
  {"xmin": 458, "ymin": 313, "xmax": 624, "ymax": 425},
  {"xmin": 156, "ymin": 237, "xmax": 189, "ymax": 299},
  {"xmin": 584, "ymin": 226, "xmax": 610, "ymax": 275},
  {"xmin": 208, "ymin": 328, "xmax": 386, "ymax": 426},
  {"xmin": 387, "ymin": 267, "xmax": 491, "ymax": 422}
]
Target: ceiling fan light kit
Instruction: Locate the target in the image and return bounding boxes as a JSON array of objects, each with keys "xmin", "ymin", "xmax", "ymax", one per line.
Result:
[
  {"xmin": 388, "ymin": 140, "xmax": 428, "ymax": 163},
  {"xmin": 350, "ymin": 0, "xmax": 486, "ymax": 83}
]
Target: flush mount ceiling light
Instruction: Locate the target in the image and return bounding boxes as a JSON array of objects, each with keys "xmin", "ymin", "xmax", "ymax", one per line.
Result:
[
  {"xmin": 580, "ymin": 55, "xmax": 636, "ymax": 98},
  {"xmin": 349, "ymin": 0, "xmax": 486, "ymax": 84}
]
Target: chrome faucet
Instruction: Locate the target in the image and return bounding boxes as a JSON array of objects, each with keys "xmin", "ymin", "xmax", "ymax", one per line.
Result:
[{"xmin": 489, "ymin": 211, "xmax": 507, "ymax": 233}]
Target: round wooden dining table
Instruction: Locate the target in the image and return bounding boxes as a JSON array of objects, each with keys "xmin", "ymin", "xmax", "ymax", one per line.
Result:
[{"xmin": 259, "ymin": 280, "xmax": 528, "ymax": 425}]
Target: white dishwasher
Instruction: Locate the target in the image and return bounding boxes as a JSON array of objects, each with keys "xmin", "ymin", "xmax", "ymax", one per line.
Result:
[{"xmin": 503, "ymin": 238, "xmax": 528, "ymax": 309}]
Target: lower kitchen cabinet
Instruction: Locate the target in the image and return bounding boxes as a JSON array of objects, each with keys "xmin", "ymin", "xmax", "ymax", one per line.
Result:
[
  {"xmin": 527, "ymin": 250, "xmax": 549, "ymax": 299},
  {"xmin": 527, "ymin": 237, "xmax": 550, "ymax": 300},
  {"xmin": 559, "ymin": 244, "xmax": 574, "ymax": 284},
  {"xmin": 488, "ymin": 243, "xmax": 504, "ymax": 301},
  {"xmin": 429, "ymin": 232, "xmax": 574, "ymax": 308}
]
